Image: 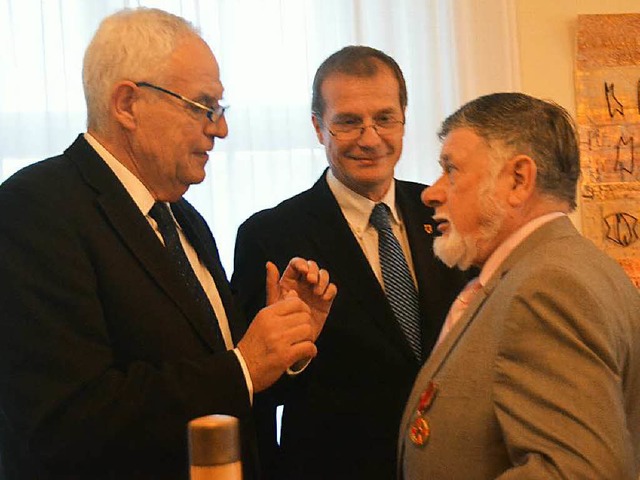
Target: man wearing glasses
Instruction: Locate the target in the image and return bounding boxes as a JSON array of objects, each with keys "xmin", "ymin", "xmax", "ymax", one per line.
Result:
[
  {"xmin": 0, "ymin": 7, "xmax": 336, "ymax": 480},
  {"xmin": 232, "ymin": 46, "xmax": 468, "ymax": 479}
]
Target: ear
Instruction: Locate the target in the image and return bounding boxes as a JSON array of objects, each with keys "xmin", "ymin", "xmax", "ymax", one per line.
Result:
[
  {"xmin": 507, "ymin": 155, "xmax": 537, "ymax": 207},
  {"xmin": 312, "ymin": 115, "xmax": 327, "ymax": 146},
  {"xmin": 111, "ymin": 81, "xmax": 139, "ymax": 131}
]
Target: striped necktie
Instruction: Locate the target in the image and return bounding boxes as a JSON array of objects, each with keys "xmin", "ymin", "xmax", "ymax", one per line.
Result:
[{"xmin": 370, "ymin": 203, "xmax": 423, "ymax": 360}]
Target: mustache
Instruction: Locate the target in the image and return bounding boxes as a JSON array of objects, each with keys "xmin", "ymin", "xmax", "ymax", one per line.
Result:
[{"xmin": 430, "ymin": 214, "xmax": 450, "ymax": 238}]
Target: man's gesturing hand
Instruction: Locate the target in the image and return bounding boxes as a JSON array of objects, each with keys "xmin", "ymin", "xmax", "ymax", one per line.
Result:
[
  {"xmin": 266, "ymin": 258, "xmax": 337, "ymax": 340},
  {"xmin": 237, "ymin": 291, "xmax": 317, "ymax": 392}
]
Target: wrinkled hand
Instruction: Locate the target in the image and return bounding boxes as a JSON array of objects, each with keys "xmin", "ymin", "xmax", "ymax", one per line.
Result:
[
  {"xmin": 266, "ymin": 258, "xmax": 337, "ymax": 340},
  {"xmin": 237, "ymin": 291, "xmax": 316, "ymax": 392}
]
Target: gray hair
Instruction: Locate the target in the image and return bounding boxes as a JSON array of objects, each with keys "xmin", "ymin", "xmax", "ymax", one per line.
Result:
[
  {"xmin": 439, "ymin": 92, "xmax": 580, "ymax": 209},
  {"xmin": 82, "ymin": 7, "xmax": 201, "ymax": 131}
]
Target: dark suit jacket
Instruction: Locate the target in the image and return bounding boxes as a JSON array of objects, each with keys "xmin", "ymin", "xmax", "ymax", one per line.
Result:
[
  {"xmin": 399, "ymin": 217, "xmax": 640, "ymax": 479},
  {"xmin": 231, "ymin": 172, "xmax": 469, "ymax": 479},
  {"xmin": 0, "ymin": 135, "xmax": 256, "ymax": 480}
]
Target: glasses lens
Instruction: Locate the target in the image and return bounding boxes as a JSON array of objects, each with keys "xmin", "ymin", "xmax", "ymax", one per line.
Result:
[
  {"xmin": 333, "ymin": 129, "xmax": 361, "ymax": 140},
  {"xmin": 377, "ymin": 121, "xmax": 404, "ymax": 134},
  {"xmin": 330, "ymin": 121, "xmax": 403, "ymax": 140},
  {"xmin": 209, "ymin": 104, "xmax": 229, "ymax": 123}
]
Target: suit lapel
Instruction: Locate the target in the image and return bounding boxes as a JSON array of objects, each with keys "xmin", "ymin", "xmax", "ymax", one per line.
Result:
[
  {"xmin": 399, "ymin": 281, "xmax": 490, "ymax": 454},
  {"xmin": 67, "ymin": 136, "xmax": 223, "ymax": 351},
  {"xmin": 397, "ymin": 183, "xmax": 450, "ymax": 353},
  {"xmin": 303, "ymin": 175, "xmax": 418, "ymax": 361},
  {"xmin": 414, "ymin": 216, "xmax": 580, "ymax": 383},
  {"xmin": 421, "ymin": 285, "xmax": 490, "ymax": 378}
]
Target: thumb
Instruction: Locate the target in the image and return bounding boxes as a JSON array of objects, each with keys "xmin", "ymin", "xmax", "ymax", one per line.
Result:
[{"xmin": 265, "ymin": 261, "xmax": 281, "ymax": 306}]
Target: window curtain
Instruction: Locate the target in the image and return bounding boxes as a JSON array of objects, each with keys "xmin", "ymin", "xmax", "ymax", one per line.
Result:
[{"xmin": 0, "ymin": 0, "xmax": 520, "ymax": 271}]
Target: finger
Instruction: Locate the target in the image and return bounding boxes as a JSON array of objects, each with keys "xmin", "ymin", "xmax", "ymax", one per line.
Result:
[
  {"xmin": 322, "ymin": 283, "xmax": 338, "ymax": 302},
  {"xmin": 280, "ymin": 257, "xmax": 307, "ymax": 289},
  {"xmin": 304, "ymin": 260, "xmax": 319, "ymax": 283},
  {"xmin": 284, "ymin": 322, "xmax": 315, "ymax": 345},
  {"xmin": 262, "ymin": 315, "xmax": 314, "ymax": 348},
  {"xmin": 287, "ymin": 341, "xmax": 318, "ymax": 366},
  {"xmin": 285, "ymin": 257, "xmax": 308, "ymax": 277},
  {"xmin": 313, "ymin": 268, "xmax": 330, "ymax": 295},
  {"xmin": 265, "ymin": 261, "xmax": 281, "ymax": 306}
]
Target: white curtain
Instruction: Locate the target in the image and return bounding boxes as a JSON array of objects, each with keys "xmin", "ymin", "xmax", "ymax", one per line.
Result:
[{"xmin": 0, "ymin": 0, "xmax": 520, "ymax": 271}]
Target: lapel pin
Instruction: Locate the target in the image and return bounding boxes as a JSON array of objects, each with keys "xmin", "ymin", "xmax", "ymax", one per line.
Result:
[{"xmin": 409, "ymin": 380, "xmax": 438, "ymax": 447}]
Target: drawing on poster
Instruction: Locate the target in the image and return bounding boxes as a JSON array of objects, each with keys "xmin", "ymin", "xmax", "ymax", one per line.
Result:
[{"xmin": 576, "ymin": 13, "xmax": 640, "ymax": 288}]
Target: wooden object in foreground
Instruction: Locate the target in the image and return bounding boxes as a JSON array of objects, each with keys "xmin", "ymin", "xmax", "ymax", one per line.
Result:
[{"xmin": 189, "ymin": 415, "xmax": 242, "ymax": 480}]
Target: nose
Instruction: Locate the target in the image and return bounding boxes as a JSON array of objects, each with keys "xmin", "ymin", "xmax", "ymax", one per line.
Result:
[
  {"xmin": 356, "ymin": 124, "xmax": 384, "ymax": 146},
  {"xmin": 205, "ymin": 114, "xmax": 228, "ymax": 139},
  {"xmin": 421, "ymin": 176, "xmax": 446, "ymax": 207}
]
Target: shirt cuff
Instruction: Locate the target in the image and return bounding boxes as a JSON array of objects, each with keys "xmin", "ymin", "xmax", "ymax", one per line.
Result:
[{"xmin": 233, "ymin": 348, "xmax": 254, "ymax": 405}]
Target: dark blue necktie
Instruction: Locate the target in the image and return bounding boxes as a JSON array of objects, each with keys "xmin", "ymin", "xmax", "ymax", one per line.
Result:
[
  {"xmin": 370, "ymin": 203, "xmax": 422, "ymax": 360},
  {"xmin": 149, "ymin": 202, "xmax": 223, "ymax": 345}
]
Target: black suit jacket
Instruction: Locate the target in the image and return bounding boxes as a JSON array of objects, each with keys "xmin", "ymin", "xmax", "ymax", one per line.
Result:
[
  {"xmin": 0, "ymin": 136, "xmax": 255, "ymax": 480},
  {"xmin": 231, "ymin": 172, "xmax": 468, "ymax": 479}
]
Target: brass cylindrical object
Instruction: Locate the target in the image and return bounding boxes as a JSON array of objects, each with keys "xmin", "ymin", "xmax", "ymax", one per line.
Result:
[{"xmin": 188, "ymin": 415, "xmax": 242, "ymax": 480}]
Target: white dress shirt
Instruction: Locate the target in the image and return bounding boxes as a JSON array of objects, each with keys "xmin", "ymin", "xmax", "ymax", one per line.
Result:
[
  {"xmin": 326, "ymin": 169, "xmax": 418, "ymax": 288},
  {"xmin": 83, "ymin": 133, "xmax": 253, "ymax": 401}
]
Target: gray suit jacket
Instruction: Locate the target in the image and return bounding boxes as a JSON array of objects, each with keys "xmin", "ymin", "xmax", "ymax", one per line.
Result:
[{"xmin": 398, "ymin": 217, "xmax": 640, "ymax": 479}]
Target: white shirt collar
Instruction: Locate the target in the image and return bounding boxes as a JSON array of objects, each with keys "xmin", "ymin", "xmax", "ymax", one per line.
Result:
[
  {"xmin": 326, "ymin": 169, "xmax": 401, "ymax": 235},
  {"xmin": 84, "ymin": 132, "xmax": 156, "ymax": 216},
  {"xmin": 480, "ymin": 211, "xmax": 567, "ymax": 286}
]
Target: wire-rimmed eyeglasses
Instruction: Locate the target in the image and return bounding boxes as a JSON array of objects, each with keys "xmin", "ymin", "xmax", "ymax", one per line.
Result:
[
  {"xmin": 318, "ymin": 116, "xmax": 405, "ymax": 141},
  {"xmin": 135, "ymin": 82, "xmax": 228, "ymax": 123}
]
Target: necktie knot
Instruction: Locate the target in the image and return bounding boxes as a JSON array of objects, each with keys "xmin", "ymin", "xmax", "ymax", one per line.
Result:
[
  {"xmin": 149, "ymin": 202, "xmax": 181, "ymax": 250},
  {"xmin": 149, "ymin": 202, "xmax": 175, "ymax": 234},
  {"xmin": 370, "ymin": 203, "xmax": 392, "ymax": 232},
  {"xmin": 457, "ymin": 277, "xmax": 482, "ymax": 306}
]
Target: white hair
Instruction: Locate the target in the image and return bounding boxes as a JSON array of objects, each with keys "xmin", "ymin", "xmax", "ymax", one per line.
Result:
[
  {"xmin": 433, "ymin": 165, "xmax": 507, "ymax": 270},
  {"xmin": 82, "ymin": 7, "xmax": 201, "ymax": 131}
]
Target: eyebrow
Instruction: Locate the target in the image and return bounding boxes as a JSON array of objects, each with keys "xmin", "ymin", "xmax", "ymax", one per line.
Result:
[
  {"xmin": 332, "ymin": 112, "xmax": 360, "ymax": 119},
  {"xmin": 194, "ymin": 94, "xmax": 221, "ymax": 107},
  {"xmin": 332, "ymin": 107, "xmax": 401, "ymax": 120}
]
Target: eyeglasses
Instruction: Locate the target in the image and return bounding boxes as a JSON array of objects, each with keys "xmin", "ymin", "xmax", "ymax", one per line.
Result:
[
  {"xmin": 135, "ymin": 81, "xmax": 228, "ymax": 123},
  {"xmin": 320, "ymin": 117, "xmax": 405, "ymax": 141}
]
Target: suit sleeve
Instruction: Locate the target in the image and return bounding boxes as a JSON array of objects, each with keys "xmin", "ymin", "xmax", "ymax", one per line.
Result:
[
  {"xmin": 0, "ymin": 180, "xmax": 252, "ymax": 470},
  {"xmin": 232, "ymin": 218, "xmax": 283, "ymax": 480},
  {"xmin": 492, "ymin": 266, "xmax": 635, "ymax": 479},
  {"xmin": 231, "ymin": 219, "xmax": 271, "ymax": 323}
]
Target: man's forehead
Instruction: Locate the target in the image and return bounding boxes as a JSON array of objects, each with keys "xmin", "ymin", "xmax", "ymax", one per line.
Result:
[
  {"xmin": 166, "ymin": 67, "xmax": 224, "ymax": 100},
  {"xmin": 438, "ymin": 128, "xmax": 491, "ymax": 165},
  {"xmin": 169, "ymin": 37, "xmax": 221, "ymax": 81},
  {"xmin": 442, "ymin": 128, "xmax": 486, "ymax": 147},
  {"xmin": 321, "ymin": 68, "xmax": 401, "ymax": 103}
]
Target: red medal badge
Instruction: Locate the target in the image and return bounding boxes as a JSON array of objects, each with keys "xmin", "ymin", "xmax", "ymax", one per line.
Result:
[{"xmin": 409, "ymin": 381, "xmax": 437, "ymax": 447}]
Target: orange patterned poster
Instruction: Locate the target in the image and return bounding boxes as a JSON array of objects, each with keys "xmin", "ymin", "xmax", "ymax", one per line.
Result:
[{"xmin": 576, "ymin": 14, "xmax": 640, "ymax": 289}]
